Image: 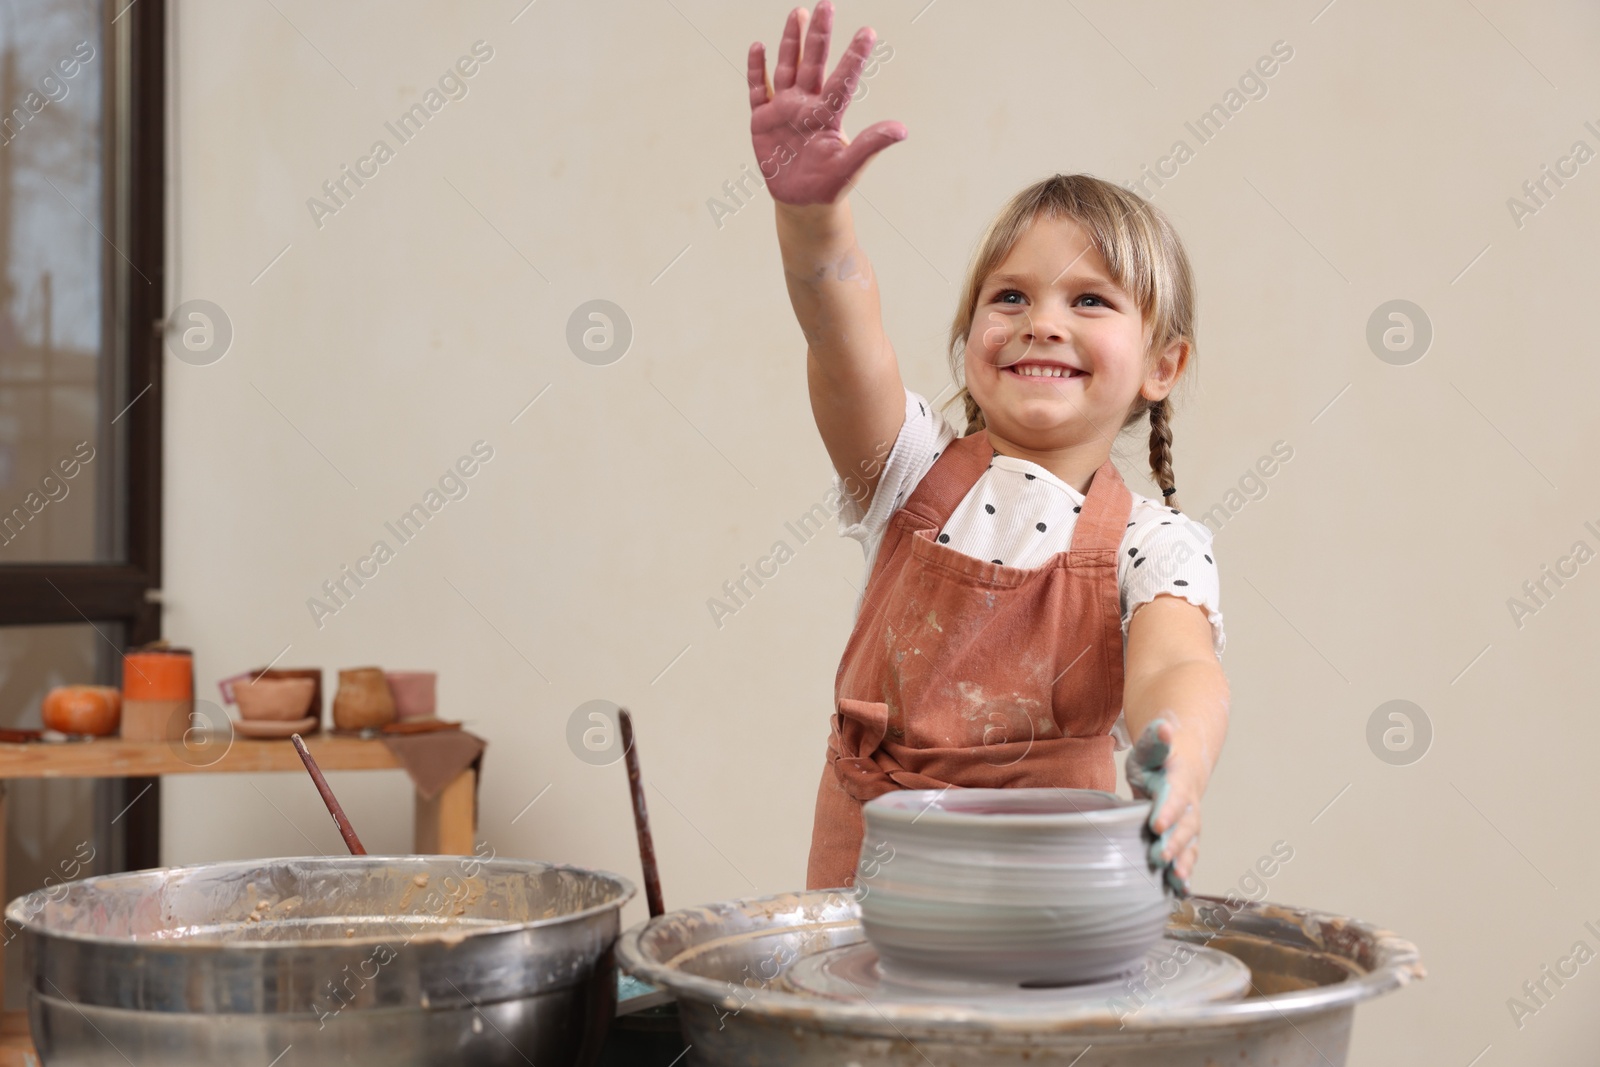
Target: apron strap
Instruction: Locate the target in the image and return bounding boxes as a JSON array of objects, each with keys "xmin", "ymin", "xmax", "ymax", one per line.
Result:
[
  {"xmin": 1069, "ymin": 457, "xmax": 1134, "ymax": 556},
  {"xmin": 896, "ymin": 429, "xmax": 992, "ymax": 530}
]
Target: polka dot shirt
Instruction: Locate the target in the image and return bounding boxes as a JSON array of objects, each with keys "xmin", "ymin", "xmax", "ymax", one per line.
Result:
[{"xmin": 833, "ymin": 389, "xmax": 1225, "ymax": 745}]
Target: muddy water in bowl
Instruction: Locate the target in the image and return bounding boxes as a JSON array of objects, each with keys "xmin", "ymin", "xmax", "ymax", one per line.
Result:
[{"xmin": 858, "ymin": 787, "xmax": 1172, "ymax": 986}]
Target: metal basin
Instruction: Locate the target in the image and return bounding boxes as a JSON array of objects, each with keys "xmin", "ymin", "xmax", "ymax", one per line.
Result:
[
  {"xmin": 617, "ymin": 889, "xmax": 1425, "ymax": 1066},
  {"xmin": 6, "ymin": 854, "xmax": 635, "ymax": 1066}
]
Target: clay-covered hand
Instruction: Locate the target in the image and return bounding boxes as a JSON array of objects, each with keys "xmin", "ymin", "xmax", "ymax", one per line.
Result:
[
  {"xmin": 1126, "ymin": 717, "xmax": 1202, "ymax": 897},
  {"xmin": 746, "ymin": 1, "xmax": 907, "ymax": 206}
]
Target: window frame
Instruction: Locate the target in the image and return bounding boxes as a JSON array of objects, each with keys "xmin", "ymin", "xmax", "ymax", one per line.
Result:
[
  {"xmin": 0, "ymin": 0, "xmax": 163, "ymax": 636},
  {"xmin": 0, "ymin": 0, "xmax": 165, "ymax": 868}
]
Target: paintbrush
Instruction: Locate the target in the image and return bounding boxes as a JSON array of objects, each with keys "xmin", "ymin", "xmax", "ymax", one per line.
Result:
[{"xmin": 291, "ymin": 733, "xmax": 367, "ymax": 855}]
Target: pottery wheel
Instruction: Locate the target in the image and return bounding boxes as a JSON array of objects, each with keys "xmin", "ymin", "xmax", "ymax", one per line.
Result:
[{"xmin": 781, "ymin": 936, "xmax": 1250, "ymax": 1010}]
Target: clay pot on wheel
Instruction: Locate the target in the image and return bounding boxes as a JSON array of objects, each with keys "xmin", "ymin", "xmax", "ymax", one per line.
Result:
[
  {"xmin": 42, "ymin": 685, "xmax": 122, "ymax": 736},
  {"xmin": 332, "ymin": 668, "xmax": 396, "ymax": 731},
  {"xmin": 857, "ymin": 788, "xmax": 1172, "ymax": 986}
]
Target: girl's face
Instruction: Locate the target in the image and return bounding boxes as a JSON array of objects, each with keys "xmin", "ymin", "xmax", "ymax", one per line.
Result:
[{"xmin": 962, "ymin": 214, "xmax": 1183, "ymax": 453}]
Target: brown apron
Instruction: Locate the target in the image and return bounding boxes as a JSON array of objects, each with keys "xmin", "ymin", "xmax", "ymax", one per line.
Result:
[{"xmin": 806, "ymin": 427, "xmax": 1134, "ymax": 889}]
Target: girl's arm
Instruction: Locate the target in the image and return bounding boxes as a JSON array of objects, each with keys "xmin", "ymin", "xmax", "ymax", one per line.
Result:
[
  {"xmin": 1123, "ymin": 593, "xmax": 1231, "ymax": 886},
  {"xmin": 778, "ymin": 201, "xmax": 903, "ymax": 513},
  {"xmin": 749, "ymin": 2, "xmax": 908, "ymax": 511}
]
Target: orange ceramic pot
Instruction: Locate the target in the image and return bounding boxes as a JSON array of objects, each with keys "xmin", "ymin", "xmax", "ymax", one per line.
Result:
[
  {"xmin": 42, "ymin": 686, "xmax": 122, "ymax": 736},
  {"xmin": 122, "ymin": 649, "xmax": 193, "ymax": 700}
]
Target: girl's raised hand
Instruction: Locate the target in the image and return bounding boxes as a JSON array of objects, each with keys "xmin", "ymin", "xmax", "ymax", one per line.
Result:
[{"xmin": 747, "ymin": 1, "xmax": 907, "ymax": 206}]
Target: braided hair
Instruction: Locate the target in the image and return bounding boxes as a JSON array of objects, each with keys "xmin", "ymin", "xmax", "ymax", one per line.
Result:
[{"xmin": 1143, "ymin": 397, "xmax": 1179, "ymax": 512}]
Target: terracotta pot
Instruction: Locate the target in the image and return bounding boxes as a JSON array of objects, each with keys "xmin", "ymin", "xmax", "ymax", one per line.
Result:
[
  {"xmin": 122, "ymin": 648, "xmax": 193, "ymax": 701},
  {"xmin": 219, "ymin": 668, "xmax": 324, "ymax": 729},
  {"xmin": 234, "ymin": 677, "xmax": 316, "ymax": 722},
  {"xmin": 384, "ymin": 671, "xmax": 437, "ymax": 720},
  {"xmin": 41, "ymin": 685, "xmax": 122, "ymax": 736},
  {"xmin": 332, "ymin": 667, "xmax": 396, "ymax": 731}
]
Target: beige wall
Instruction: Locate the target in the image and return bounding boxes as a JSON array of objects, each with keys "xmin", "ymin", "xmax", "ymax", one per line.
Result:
[{"xmin": 163, "ymin": 1, "xmax": 1600, "ymax": 1062}]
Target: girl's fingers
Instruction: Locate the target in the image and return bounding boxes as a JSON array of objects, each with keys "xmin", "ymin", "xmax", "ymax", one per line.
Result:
[
  {"xmin": 1151, "ymin": 775, "xmax": 1172, "ymax": 831},
  {"xmin": 1154, "ymin": 780, "xmax": 1197, "ymax": 839},
  {"xmin": 819, "ymin": 26, "xmax": 875, "ymax": 121},
  {"xmin": 798, "ymin": 1, "xmax": 833, "ymax": 96},
  {"xmin": 774, "ymin": 7, "xmax": 806, "ymax": 92},
  {"xmin": 747, "ymin": 43, "xmax": 771, "ymax": 111},
  {"xmin": 1163, "ymin": 802, "xmax": 1200, "ymax": 860},
  {"xmin": 1174, "ymin": 838, "xmax": 1200, "ymax": 882},
  {"xmin": 1147, "ymin": 826, "xmax": 1171, "ymax": 868},
  {"xmin": 836, "ymin": 119, "xmax": 906, "ymax": 181}
]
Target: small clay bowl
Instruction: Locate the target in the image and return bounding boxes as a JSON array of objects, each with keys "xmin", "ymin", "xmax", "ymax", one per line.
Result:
[
  {"xmin": 255, "ymin": 668, "xmax": 324, "ymax": 725},
  {"xmin": 384, "ymin": 670, "xmax": 437, "ymax": 721},
  {"xmin": 857, "ymin": 788, "xmax": 1172, "ymax": 986},
  {"xmin": 234, "ymin": 677, "xmax": 316, "ymax": 722}
]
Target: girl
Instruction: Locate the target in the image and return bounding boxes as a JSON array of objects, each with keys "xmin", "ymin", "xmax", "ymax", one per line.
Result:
[{"xmin": 748, "ymin": 1, "xmax": 1230, "ymax": 895}]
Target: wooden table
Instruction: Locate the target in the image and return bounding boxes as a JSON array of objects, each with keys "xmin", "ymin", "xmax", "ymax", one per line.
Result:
[{"xmin": 0, "ymin": 734, "xmax": 480, "ymax": 1065}]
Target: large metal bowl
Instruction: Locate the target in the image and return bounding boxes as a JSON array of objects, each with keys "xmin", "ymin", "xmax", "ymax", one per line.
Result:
[
  {"xmin": 617, "ymin": 889, "xmax": 1425, "ymax": 1066},
  {"xmin": 5, "ymin": 854, "xmax": 635, "ymax": 1066}
]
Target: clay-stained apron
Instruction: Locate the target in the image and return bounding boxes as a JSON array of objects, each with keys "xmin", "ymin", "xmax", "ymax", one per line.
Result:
[{"xmin": 806, "ymin": 428, "xmax": 1134, "ymax": 889}]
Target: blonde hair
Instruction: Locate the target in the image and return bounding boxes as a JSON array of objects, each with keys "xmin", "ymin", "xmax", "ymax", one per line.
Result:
[{"xmin": 944, "ymin": 174, "xmax": 1196, "ymax": 509}]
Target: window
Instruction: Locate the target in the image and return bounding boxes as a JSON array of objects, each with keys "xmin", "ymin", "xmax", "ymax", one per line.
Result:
[{"xmin": 0, "ymin": 0, "xmax": 163, "ymax": 1008}]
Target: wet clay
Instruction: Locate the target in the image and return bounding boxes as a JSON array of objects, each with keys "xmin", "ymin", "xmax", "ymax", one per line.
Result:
[{"xmin": 858, "ymin": 788, "xmax": 1171, "ymax": 985}]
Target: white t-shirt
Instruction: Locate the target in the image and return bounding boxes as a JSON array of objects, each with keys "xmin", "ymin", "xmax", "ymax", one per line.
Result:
[{"xmin": 831, "ymin": 389, "xmax": 1226, "ymax": 747}]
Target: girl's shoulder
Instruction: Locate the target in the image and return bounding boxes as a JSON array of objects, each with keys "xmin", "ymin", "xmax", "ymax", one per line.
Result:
[
  {"xmin": 1118, "ymin": 491, "xmax": 1225, "ymax": 656},
  {"xmin": 1122, "ymin": 493, "xmax": 1217, "ymax": 550},
  {"xmin": 913, "ymin": 388, "xmax": 961, "ymax": 455}
]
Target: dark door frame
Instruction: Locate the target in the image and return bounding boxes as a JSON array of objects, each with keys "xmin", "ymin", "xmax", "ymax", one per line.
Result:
[{"xmin": 0, "ymin": 0, "xmax": 166, "ymax": 869}]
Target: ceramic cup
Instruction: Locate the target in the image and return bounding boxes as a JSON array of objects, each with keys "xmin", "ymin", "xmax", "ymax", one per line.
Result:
[
  {"xmin": 384, "ymin": 671, "xmax": 437, "ymax": 721},
  {"xmin": 332, "ymin": 667, "xmax": 396, "ymax": 731},
  {"xmin": 233, "ymin": 677, "xmax": 316, "ymax": 722},
  {"xmin": 857, "ymin": 788, "xmax": 1173, "ymax": 986}
]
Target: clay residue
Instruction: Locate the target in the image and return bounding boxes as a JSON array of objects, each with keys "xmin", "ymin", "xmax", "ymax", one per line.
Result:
[
  {"xmin": 398, "ymin": 873, "xmax": 430, "ymax": 910},
  {"xmin": 954, "ymin": 681, "xmax": 987, "ymax": 725},
  {"xmin": 243, "ymin": 886, "xmax": 276, "ymax": 924},
  {"xmin": 451, "ymin": 877, "xmax": 486, "ymax": 915}
]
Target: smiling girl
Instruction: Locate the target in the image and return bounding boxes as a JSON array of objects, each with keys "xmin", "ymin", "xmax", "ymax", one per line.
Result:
[{"xmin": 748, "ymin": 1, "xmax": 1230, "ymax": 895}]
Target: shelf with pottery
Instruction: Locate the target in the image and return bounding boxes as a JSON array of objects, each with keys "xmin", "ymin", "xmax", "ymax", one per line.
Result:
[
  {"xmin": 16, "ymin": 660, "xmax": 478, "ymax": 853},
  {"xmin": 0, "ymin": 665, "xmax": 481, "ymax": 1064}
]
